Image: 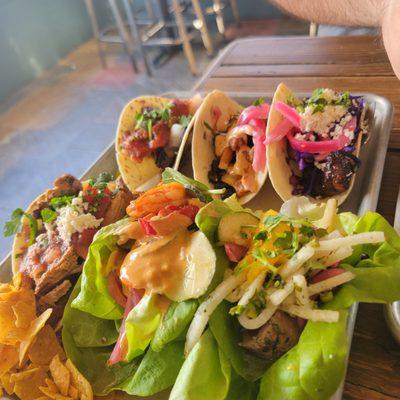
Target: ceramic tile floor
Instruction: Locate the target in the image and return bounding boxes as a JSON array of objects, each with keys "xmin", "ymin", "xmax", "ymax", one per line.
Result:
[{"xmin": 0, "ymin": 17, "xmax": 308, "ymax": 260}]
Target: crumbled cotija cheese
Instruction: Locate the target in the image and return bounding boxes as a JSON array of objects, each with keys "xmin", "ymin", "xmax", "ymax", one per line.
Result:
[
  {"xmin": 56, "ymin": 196, "xmax": 102, "ymax": 244},
  {"xmin": 300, "ymin": 104, "xmax": 347, "ymax": 136}
]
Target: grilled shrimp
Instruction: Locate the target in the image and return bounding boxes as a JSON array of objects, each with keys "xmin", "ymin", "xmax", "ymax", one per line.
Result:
[{"xmin": 127, "ymin": 182, "xmax": 187, "ymax": 218}]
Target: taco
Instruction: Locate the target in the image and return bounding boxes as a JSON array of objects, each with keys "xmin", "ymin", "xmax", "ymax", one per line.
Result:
[
  {"xmin": 5, "ymin": 173, "xmax": 133, "ymax": 318},
  {"xmin": 266, "ymin": 83, "xmax": 368, "ymax": 204},
  {"xmin": 116, "ymin": 95, "xmax": 200, "ymax": 192},
  {"xmin": 192, "ymin": 90, "xmax": 269, "ymax": 204}
]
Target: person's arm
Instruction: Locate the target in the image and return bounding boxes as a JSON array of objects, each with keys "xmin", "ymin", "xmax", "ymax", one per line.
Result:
[
  {"xmin": 270, "ymin": 0, "xmax": 400, "ymax": 79},
  {"xmin": 270, "ymin": 0, "xmax": 388, "ymax": 27}
]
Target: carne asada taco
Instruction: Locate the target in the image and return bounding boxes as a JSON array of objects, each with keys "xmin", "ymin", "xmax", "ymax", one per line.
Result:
[
  {"xmin": 266, "ymin": 83, "xmax": 368, "ymax": 204},
  {"xmin": 62, "ymin": 169, "xmax": 222, "ymax": 396},
  {"xmin": 5, "ymin": 173, "xmax": 132, "ymax": 318},
  {"xmin": 116, "ymin": 96, "xmax": 200, "ymax": 193},
  {"xmin": 192, "ymin": 90, "xmax": 269, "ymax": 204}
]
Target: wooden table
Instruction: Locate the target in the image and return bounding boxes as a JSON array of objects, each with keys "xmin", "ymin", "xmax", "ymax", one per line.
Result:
[{"xmin": 194, "ymin": 36, "xmax": 400, "ymax": 399}]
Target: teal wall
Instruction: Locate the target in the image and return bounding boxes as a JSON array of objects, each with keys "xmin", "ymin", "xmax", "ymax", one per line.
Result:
[{"xmin": 0, "ymin": 0, "xmax": 94, "ymax": 102}]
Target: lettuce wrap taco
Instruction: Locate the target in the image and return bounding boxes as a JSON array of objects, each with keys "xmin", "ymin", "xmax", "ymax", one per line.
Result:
[
  {"xmin": 266, "ymin": 83, "xmax": 368, "ymax": 205},
  {"xmin": 116, "ymin": 96, "xmax": 200, "ymax": 192},
  {"xmin": 61, "ymin": 169, "xmax": 227, "ymax": 396},
  {"xmin": 4, "ymin": 173, "xmax": 133, "ymax": 321},
  {"xmin": 178, "ymin": 196, "xmax": 400, "ymax": 400},
  {"xmin": 192, "ymin": 90, "xmax": 269, "ymax": 204}
]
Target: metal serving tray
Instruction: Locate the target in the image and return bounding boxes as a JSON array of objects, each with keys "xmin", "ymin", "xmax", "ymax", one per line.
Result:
[{"xmin": 0, "ymin": 91, "xmax": 393, "ymax": 400}]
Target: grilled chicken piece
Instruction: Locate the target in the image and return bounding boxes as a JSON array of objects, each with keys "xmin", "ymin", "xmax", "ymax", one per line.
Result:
[
  {"xmin": 102, "ymin": 177, "xmax": 134, "ymax": 226},
  {"xmin": 38, "ymin": 280, "xmax": 72, "ymax": 307},
  {"xmin": 53, "ymin": 174, "xmax": 82, "ymax": 194},
  {"xmin": 226, "ymin": 127, "xmax": 248, "ymax": 151},
  {"xmin": 214, "ymin": 134, "xmax": 228, "ymax": 157},
  {"xmin": 240, "ymin": 311, "xmax": 301, "ymax": 361},
  {"xmin": 232, "ymin": 146, "xmax": 252, "ymax": 176}
]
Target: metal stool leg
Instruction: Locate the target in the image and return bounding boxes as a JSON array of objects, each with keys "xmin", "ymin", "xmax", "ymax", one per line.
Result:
[
  {"xmin": 309, "ymin": 22, "xmax": 319, "ymax": 37},
  {"xmin": 108, "ymin": 0, "xmax": 139, "ymax": 73},
  {"xmin": 213, "ymin": 0, "xmax": 225, "ymax": 35},
  {"xmin": 191, "ymin": 0, "xmax": 214, "ymax": 56},
  {"xmin": 84, "ymin": 0, "xmax": 107, "ymax": 68},
  {"xmin": 171, "ymin": 0, "xmax": 197, "ymax": 75},
  {"xmin": 122, "ymin": 0, "xmax": 152, "ymax": 76},
  {"xmin": 229, "ymin": 0, "xmax": 240, "ymax": 23}
]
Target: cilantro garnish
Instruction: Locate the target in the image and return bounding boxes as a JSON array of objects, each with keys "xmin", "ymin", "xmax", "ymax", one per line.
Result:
[
  {"xmin": 254, "ymin": 231, "xmax": 267, "ymax": 241},
  {"xmin": 3, "ymin": 208, "xmax": 38, "ymax": 245},
  {"xmin": 306, "ymin": 88, "xmax": 351, "ymax": 114},
  {"xmin": 89, "ymin": 172, "xmax": 114, "ymax": 189},
  {"xmin": 135, "ymin": 104, "xmax": 172, "ymax": 131},
  {"xmin": 179, "ymin": 115, "xmax": 192, "ymax": 128},
  {"xmin": 252, "ymin": 97, "xmax": 265, "ymax": 106},
  {"xmin": 50, "ymin": 195, "xmax": 75, "ymax": 209},
  {"xmin": 40, "ymin": 208, "xmax": 57, "ymax": 223}
]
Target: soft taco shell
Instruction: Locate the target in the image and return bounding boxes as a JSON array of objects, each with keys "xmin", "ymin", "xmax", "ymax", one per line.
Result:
[
  {"xmin": 192, "ymin": 90, "xmax": 268, "ymax": 204},
  {"xmin": 266, "ymin": 83, "xmax": 362, "ymax": 206},
  {"xmin": 116, "ymin": 96, "xmax": 197, "ymax": 193}
]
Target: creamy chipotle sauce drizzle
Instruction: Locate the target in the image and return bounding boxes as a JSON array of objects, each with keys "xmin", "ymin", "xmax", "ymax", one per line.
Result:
[{"xmin": 119, "ymin": 230, "xmax": 192, "ymax": 296}]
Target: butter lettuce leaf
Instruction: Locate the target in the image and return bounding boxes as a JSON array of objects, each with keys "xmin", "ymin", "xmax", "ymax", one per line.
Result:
[
  {"xmin": 151, "ymin": 299, "xmax": 198, "ymax": 352},
  {"xmin": 209, "ymin": 302, "xmax": 270, "ymax": 382},
  {"xmin": 123, "ymin": 340, "xmax": 185, "ymax": 396},
  {"xmin": 170, "ymin": 330, "xmax": 231, "ymax": 400},
  {"xmin": 124, "ymin": 293, "xmax": 163, "ymax": 361},
  {"xmin": 258, "ymin": 311, "xmax": 348, "ymax": 400},
  {"xmin": 71, "ymin": 219, "xmax": 130, "ymax": 320}
]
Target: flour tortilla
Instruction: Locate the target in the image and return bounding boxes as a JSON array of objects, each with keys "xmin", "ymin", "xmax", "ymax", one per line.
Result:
[
  {"xmin": 266, "ymin": 83, "xmax": 362, "ymax": 206},
  {"xmin": 116, "ymin": 96, "xmax": 196, "ymax": 193},
  {"xmin": 192, "ymin": 90, "xmax": 268, "ymax": 205}
]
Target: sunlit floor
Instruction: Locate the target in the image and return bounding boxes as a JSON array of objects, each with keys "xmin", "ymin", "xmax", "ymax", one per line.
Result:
[{"xmin": 0, "ymin": 17, "xmax": 308, "ymax": 259}]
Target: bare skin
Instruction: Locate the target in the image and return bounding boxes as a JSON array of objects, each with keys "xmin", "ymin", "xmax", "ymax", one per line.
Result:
[{"xmin": 270, "ymin": 0, "xmax": 400, "ymax": 79}]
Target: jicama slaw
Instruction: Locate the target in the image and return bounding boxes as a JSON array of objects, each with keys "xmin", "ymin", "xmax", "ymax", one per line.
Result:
[{"xmin": 185, "ymin": 197, "xmax": 385, "ymax": 355}]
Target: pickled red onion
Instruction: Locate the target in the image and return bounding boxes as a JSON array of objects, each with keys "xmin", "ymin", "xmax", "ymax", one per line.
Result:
[
  {"xmin": 264, "ymin": 119, "xmax": 293, "ymax": 145},
  {"xmin": 238, "ymin": 103, "xmax": 270, "ymax": 125},
  {"xmin": 274, "ymin": 101, "xmax": 301, "ymax": 128},
  {"xmin": 286, "ymin": 116, "xmax": 357, "ymax": 154},
  {"xmin": 253, "ymin": 133, "xmax": 266, "ymax": 171},
  {"xmin": 287, "ymin": 130, "xmax": 350, "ymax": 153}
]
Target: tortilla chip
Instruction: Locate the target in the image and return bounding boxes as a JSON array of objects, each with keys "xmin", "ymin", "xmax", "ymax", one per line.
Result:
[
  {"xmin": 65, "ymin": 359, "xmax": 93, "ymax": 400},
  {"xmin": 28, "ymin": 324, "xmax": 64, "ymax": 366},
  {"xmin": 0, "ymin": 345, "xmax": 18, "ymax": 376},
  {"xmin": 45, "ymin": 378, "xmax": 59, "ymax": 393},
  {"xmin": 68, "ymin": 385, "xmax": 79, "ymax": 400},
  {"xmin": 13, "ymin": 366, "xmax": 47, "ymax": 400},
  {"xmin": 50, "ymin": 355, "xmax": 70, "ymax": 396},
  {"xmin": 10, "ymin": 367, "xmax": 39, "ymax": 382},
  {"xmin": 12, "ymin": 301, "xmax": 36, "ymax": 328},
  {"xmin": 19, "ymin": 308, "xmax": 52, "ymax": 365},
  {"xmin": 0, "ymin": 372, "xmax": 15, "ymax": 395}
]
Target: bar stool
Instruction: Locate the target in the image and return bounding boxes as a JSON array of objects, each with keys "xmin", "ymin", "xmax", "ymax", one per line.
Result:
[
  {"xmin": 122, "ymin": 0, "xmax": 215, "ymax": 76},
  {"xmin": 84, "ymin": 0, "xmax": 140, "ymax": 72},
  {"xmin": 84, "ymin": 0, "xmax": 214, "ymax": 77}
]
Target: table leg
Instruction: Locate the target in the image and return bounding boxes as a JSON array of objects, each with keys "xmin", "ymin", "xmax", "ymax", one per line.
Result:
[
  {"xmin": 172, "ymin": 0, "xmax": 197, "ymax": 75},
  {"xmin": 191, "ymin": 0, "xmax": 214, "ymax": 56}
]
